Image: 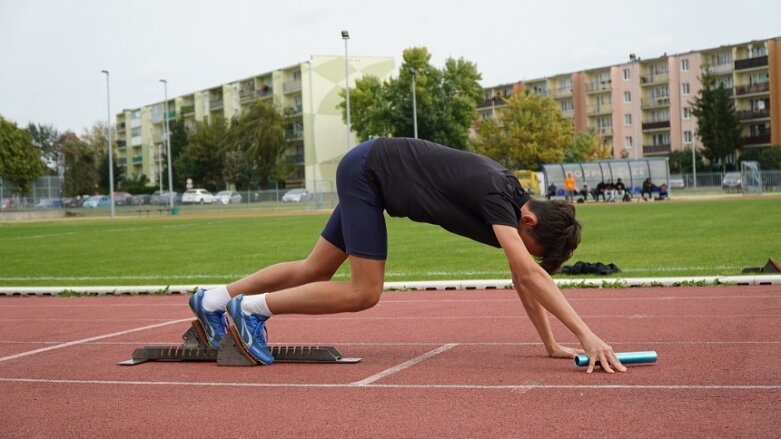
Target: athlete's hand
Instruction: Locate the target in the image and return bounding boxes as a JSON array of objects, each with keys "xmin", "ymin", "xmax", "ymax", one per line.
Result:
[
  {"xmin": 547, "ymin": 343, "xmax": 585, "ymax": 359},
  {"xmin": 578, "ymin": 333, "xmax": 628, "ymax": 374}
]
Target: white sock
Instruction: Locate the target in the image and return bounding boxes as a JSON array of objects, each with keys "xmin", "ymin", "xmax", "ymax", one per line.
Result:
[
  {"xmin": 202, "ymin": 285, "xmax": 232, "ymax": 312},
  {"xmin": 240, "ymin": 293, "xmax": 273, "ymax": 318}
]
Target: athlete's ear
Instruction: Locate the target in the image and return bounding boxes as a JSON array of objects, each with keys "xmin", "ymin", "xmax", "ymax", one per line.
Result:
[{"xmin": 519, "ymin": 205, "xmax": 538, "ymax": 228}]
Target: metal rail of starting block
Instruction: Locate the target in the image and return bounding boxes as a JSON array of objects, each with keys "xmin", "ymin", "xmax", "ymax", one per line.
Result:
[{"xmin": 118, "ymin": 321, "xmax": 361, "ymax": 366}]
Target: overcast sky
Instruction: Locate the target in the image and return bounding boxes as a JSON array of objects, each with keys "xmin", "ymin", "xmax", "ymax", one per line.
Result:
[{"xmin": 1, "ymin": 0, "xmax": 779, "ymax": 134}]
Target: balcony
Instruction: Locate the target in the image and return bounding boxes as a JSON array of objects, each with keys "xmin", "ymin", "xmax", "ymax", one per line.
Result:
[
  {"xmin": 285, "ymin": 106, "xmax": 303, "ymax": 117},
  {"xmin": 734, "ymin": 82, "xmax": 770, "ymax": 96},
  {"xmin": 737, "ymin": 109, "xmax": 771, "ymax": 120},
  {"xmin": 642, "ymin": 120, "xmax": 671, "ymax": 130},
  {"xmin": 209, "ymin": 98, "xmax": 224, "ymax": 111},
  {"xmin": 478, "ymin": 97, "xmax": 506, "ymax": 108},
  {"xmin": 643, "ymin": 144, "xmax": 671, "ymax": 154},
  {"xmin": 132, "ymin": 155, "xmax": 143, "ymax": 164},
  {"xmin": 735, "ymin": 55, "xmax": 768, "ymax": 71},
  {"xmin": 286, "ymin": 129, "xmax": 304, "ymax": 141},
  {"xmin": 586, "ymin": 83, "xmax": 612, "ymax": 94},
  {"xmin": 239, "ymin": 87, "xmax": 256, "ymax": 104},
  {"xmin": 641, "ymin": 73, "xmax": 668, "ymax": 86},
  {"xmin": 586, "ymin": 104, "xmax": 612, "ymax": 115},
  {"xmin": 595, "ymin": 126, "xmax": 613, "ymax": 136},
  {"xmin": 116, "ymin": 122, "xmax": 126, "ymax": 132},
  {"xmin": 641, "ymin": 97, "xmax": 670, "ymax": 109},
  {"xmin": 549, "ymin": 87, "xmax": 572, "ymax": 98},
  {"xmin": 286, "ymin": 153, "xmax": 305, "ymax": 165},
  {"xmin": 283, "ymin": 80, "xmax": 302, "ymax": 93},
  {"xmin": 180, "ymin": 105, "xmax": 195, "ymax": 116},
  {"xmin": 743, "ymin": 133, "xmax": 771, "ymax": 146},
  {"xmin": 166, "ymin": 110, "xmax": 176, "ymax": 120},
  {"xmin": 117, "ymin": 139, "xmax": 127, "ymax": 149}
]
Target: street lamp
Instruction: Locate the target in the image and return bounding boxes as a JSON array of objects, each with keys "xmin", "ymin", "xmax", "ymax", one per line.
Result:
[
  {"xmin": 160, "ymin": 79, "xmax": 174, "ymax": 209},
  {"xmin": 410, "ymin": 68, "xmax": 418, "ymax": 139},
  {"xmin": 341, "ymin": 30, "xmax": 351, "ymax": 150},
  {"xmin": 100, "ymin": 70, "xmax": 116, "ymax": 219}
]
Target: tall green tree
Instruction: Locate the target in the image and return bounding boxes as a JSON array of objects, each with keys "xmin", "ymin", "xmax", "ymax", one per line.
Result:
[
  {"xmin": 82, "ymin": 122, "xmax": 122, "ymax": 193},
  {"xmin": 176, "ymin": 116, "xmax": 230, "ymax": 191},
  {"xmin": 60, "ymin": 131, "xmax": 100, "ymax": 196},
  {"xmin": 565, "ymin": 131, "xmax": 611, "ymax": 163},
  {"xmin": 690, "ymin": 68, "xmax": 742, "ymax": 173},
  {"xmin": 166, "ymin": 117, "xmax": 188, "ymax": 191},
  {"xmin": 229, "ymin": 100, "xmax": 286, "ymax": 187},
  {"xmin": 0, "ymin": 116, "xmax": 46, "ymax": 195},
  {"xmin": 340, "ymin": 47, "xmax": 483, "ymax": 150},
  {"xmin": 471, "ymin": 92, "xmax": 574, "ymax": 170},
  {"xmin": 27, "ymin": 123, "xmax": 60, "ymax": 173}
]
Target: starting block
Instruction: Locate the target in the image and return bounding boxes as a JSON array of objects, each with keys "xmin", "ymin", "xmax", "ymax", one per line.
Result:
[{"xmin": 118, "ymin": 320, "xmax": 361, "ymax": 366}]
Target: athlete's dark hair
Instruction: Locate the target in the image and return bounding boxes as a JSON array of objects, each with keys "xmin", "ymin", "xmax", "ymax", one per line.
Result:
[{"xmin": 526, "ymin": 199, "xmax": 581, "ymax": 274}]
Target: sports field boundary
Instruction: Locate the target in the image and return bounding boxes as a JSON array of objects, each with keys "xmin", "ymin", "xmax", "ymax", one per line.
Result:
[{"xmin": 0, "ymin": 274, "xmax": 779, "ymax": 296}]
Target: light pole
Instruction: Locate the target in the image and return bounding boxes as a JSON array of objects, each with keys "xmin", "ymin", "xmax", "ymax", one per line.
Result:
[
  {"xmin": 410, "ymin": 68, "xmax": 418, "ymax": 139},
  {"xmin": 100, "ymin": 70, "xmax": 116, "ymax": 218},
  {"xmin": 341, "ymin": 30, "xmax": 351, "ymax": 150},
  {"xmin": 160, "ymin": 79, "xmax": 174, "ymax": 209}
]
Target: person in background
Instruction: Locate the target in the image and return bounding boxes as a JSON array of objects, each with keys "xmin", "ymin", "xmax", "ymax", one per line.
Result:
[{"xmin": 564, "ymin": 172, "xmax": 576, "ymax": 203}]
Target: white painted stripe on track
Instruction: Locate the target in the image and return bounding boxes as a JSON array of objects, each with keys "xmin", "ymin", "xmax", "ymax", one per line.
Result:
[
  {"xmin": 351, "ymin": 343, "xmax": 459, "ymax": 386},
  {"xmin": 0, "ymin": 318, "xmax": 192, "ymax": 363},
  {"xmin": 0, "ymin": 377, "xmax": 778, "ymax": 390}
]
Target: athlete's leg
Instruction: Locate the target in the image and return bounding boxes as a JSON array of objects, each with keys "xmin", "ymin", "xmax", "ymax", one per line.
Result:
[
  {"xmin": 263, "ymin": 255, "xmax": 385, "ymax": 314},
  {"xmin": 227, "ymin": 236, "xmax": 347, "ymax": 297}
]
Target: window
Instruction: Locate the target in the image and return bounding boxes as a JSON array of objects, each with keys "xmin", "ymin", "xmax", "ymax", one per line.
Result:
[
  {"xmin": 683, "ymin": 107, "xmax": 692, "ymax": 119},
  {"xmin": 560, "ymin": 99, "xmax": 573, "ymax": 111},
  {"xmin": 751, "ymin": 46, "xmax": 767, "ymax": 58},
  {"xmin": 624, "ymin": 136, "xmax": 633, "ymax": 149},
  {"xmin": 680, "ymin": 59, "xmax": 689, "ymax": 72},
  {"xmin": 624, "ymin": 114, "xmax": 632, "ymax": 126},
  {"xmin": 710, "ymin": 52, "xmax": 732, "ymax": 66},
  {"xmin": 681, "ymin": 83, "xmax": 690, "ymax": 95},
  {"xmin": 683, "ymin": 131, "xmax": 693, "ymax": 143},
  {"xmin": 623, "ymin": 69, "xmax": 631, "ymax": 81},
  {"xmin": 623, "ymin": 91, "xmax": 631, "ymax": 103}
]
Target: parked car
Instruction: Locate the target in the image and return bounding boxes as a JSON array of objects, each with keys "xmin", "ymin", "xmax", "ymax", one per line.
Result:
[
  {"xmin": 668, "ymin": 175, "xmax": 685, "ymax": 189},
  {"xmin": 182, "ymin": 188, "xmax": 214, "ymax": 204},
  {"xmin": 82, "ymin": 195, "xmax": 111, "ymax": 208},
  {"xmin": 1, "ymin": 198, "xmax": 12, "ymax": 209},
  {"xmin": 215, "ymin": 190, "xmax": 242, "ymax": 204},
  {"xmin": 722, "ymin": 172, "xmax": 742, "ymax": 191},
  {"xmin": 36, "ymin": 198, "xmax": 64, "ymax": 208},
  {"xmin": 129, "ymin": 194, "xmax": 151, "ymax": 205},
  {"xmin": 150, "ymin": 190, "xmax": 180, "ymax": 205},
  {"xmin": 112, "ymin": 192, "xmax": 134, "ymax": 206},
  {"xmin": 282, "ymin": 188, "xmax": 309, "ymax": 203}
]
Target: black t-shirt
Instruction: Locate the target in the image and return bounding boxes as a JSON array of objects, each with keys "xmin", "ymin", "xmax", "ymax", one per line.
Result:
[{"xmin": 364, "ymin": 137, "xmax": 530, "ymax": 248}]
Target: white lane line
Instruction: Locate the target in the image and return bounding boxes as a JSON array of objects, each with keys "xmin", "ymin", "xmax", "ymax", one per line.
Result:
[
  {"xmin": 0, "ymin": 377, "xmax": 779, "ymax": 391},
  {"xmin": 0, "ymin": 318, "xmax": 192, "ymax": 363},
  {"xmin": 351, "ymin": 343, "xmax": 459, "ymax": 386}
]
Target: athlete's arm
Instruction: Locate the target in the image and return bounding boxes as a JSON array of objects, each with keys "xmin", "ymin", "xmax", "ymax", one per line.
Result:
[{"xmin": 493, "ymin": 224, "xmax": 626, "ymax": 373}]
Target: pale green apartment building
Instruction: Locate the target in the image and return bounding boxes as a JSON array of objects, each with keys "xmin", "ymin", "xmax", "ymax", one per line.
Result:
[{"xmin": 114, "ymin": 55, "xmax": 395, "ymax": 190}]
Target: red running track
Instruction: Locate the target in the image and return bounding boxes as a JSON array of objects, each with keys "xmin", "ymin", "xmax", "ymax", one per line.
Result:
[{"xmin": 1, "ymin": 286, "xmax": 779, "ymax": 438}]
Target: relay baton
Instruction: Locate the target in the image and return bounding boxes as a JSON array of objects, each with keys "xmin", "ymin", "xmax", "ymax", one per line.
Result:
[{"xmin": 574, "ymin": 351, "xmax": 657, "ymax": 367}]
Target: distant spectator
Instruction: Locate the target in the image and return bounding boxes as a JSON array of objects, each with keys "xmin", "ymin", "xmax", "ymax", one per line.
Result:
[
  {"xmin": 605, "ymin": 179, "xmax": 616, "ymax": 202},
  {"xmin": 564, "ymin": 172, "xmax": 576, "ymax": 203},
  {"xmin": 593, "ymin": 180, "xmax": 607, "ymax": 202},
  {"xmin": 641, "ymin": 178, "xmax": 656, "ymax": 201},
  {"xmin": 614, "ymin": 178, "xmax": 628, "ymax": 202},
  {"xmin": 579, "ymin": 184, "xmax": 590, "ymax": 202},
  {"xmin": 546, "ymin": 183, "xmax": 557, "ymax": 200},
  {"xmin": 657, "ymin": 183, "xmax": 668, "ymax": 200}
]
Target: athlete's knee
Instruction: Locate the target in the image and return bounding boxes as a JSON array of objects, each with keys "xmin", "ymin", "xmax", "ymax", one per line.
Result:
[{"xmin": 345, "ymin": 285, "xmax": 382, "ymax": 311}]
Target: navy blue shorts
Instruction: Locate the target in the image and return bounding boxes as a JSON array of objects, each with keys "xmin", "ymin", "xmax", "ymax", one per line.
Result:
[{"xmin": 321, "ymin": 140, "xmax": 387, "ymax": 260}]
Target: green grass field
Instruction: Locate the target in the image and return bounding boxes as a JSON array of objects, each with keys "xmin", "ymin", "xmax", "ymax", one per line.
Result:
[{"xmin": 0, "ymin": 197, "xmax": 779, "ymax": 287}]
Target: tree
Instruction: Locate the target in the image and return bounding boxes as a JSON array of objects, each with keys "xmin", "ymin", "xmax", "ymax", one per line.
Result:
[
  {"xmin": 739, "ymin": 145, "xmax": 781, "ymax": 170},
  {"xmin": 668, "ymin": 148, "xmax": 704, "ymax": 174},
  {"xmin": 565, "ymin": 131, "xmax": 611, "ymax": 163},
  {"xmin": 60, "ymin": 131, "xmax": 99, "ymax": 196},
  {"xmin": 27, "ymin": 123, "xmax": 60, "ymax": 174},
  {"xmin": 340, "ymin": 47, "xmax": 483, "ymax": 149},
  {"xmin": 690, "ymin": 68, "xmax": 742, "ymax": 173},
  {"xmin": 166, "ymin": 117, "xmax": 188, "ymax": 191},
  {"xmin": 472, "ymin": 92, "xmax": 574, "ymax": 170},
  {"xmin": 82, "ymin": 122, "xmax": 122, "ymax": 193},
  {"xmin": 229, "ymin": 100, "xmax": 286, "ymax": 187},
  {"xmin": 176, "ymin": 116, "xmax": 230, "ymax": 191},
  {"xmin": 0, "ymin": 116, "xmax": 46, "ymax": 195}
]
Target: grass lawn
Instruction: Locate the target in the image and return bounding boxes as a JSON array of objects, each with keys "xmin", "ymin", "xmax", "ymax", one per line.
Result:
[{"xmin": 0, "ymin": 197, "xmax": 778, "ymax": 286}]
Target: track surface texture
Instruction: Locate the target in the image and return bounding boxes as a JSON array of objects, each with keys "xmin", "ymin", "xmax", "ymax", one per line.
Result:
[{"xmin": 1, "ymin": 286, "xmax": 779, "ymax": 438}]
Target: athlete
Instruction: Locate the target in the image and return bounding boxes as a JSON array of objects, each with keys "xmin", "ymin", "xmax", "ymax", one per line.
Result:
[{"xmin": 189, "ymin": 137, "xmax": 627, "ymax": 374}]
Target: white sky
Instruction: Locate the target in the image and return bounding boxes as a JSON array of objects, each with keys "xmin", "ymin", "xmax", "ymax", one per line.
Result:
[{"xmin": 1, "ymin": 0, "xmax": 779, "ymax": 133}]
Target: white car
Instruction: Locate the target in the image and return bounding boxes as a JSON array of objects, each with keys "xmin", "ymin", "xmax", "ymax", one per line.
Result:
[
  {"xmin": 182, "ymin": 188, "xmax": 214, "ymax": 204},
  {"xmin": 282, "ymin": 188, "xmax": 309, "ymax": 203},
  {"xmin": 215, "ymin": 191, "xmax": 242, "ymax": 204}
]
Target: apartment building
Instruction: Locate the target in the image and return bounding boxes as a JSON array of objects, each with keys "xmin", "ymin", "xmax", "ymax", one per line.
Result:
[
  {"xmin": 477, "ymin": 37, "xmax": 781, "ymax": 161},
  {"xmin": 114, "ymin": 55, "xmax": 395, "ymax": 190}
]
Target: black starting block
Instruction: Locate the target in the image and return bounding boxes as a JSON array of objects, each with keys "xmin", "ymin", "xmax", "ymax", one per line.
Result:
[{"xmin": 118, "ymin": 320, "xmax": 361, "ymax": 366}]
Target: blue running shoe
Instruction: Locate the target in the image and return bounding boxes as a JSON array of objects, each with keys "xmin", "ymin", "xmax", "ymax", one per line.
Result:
[
  {"xmin": 188, "ymin": 288, "xmax": 228, "ymax": 349},
  {"xmin": 226, "ymin": 295, "xmax": 274, "ymax": 365}
]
